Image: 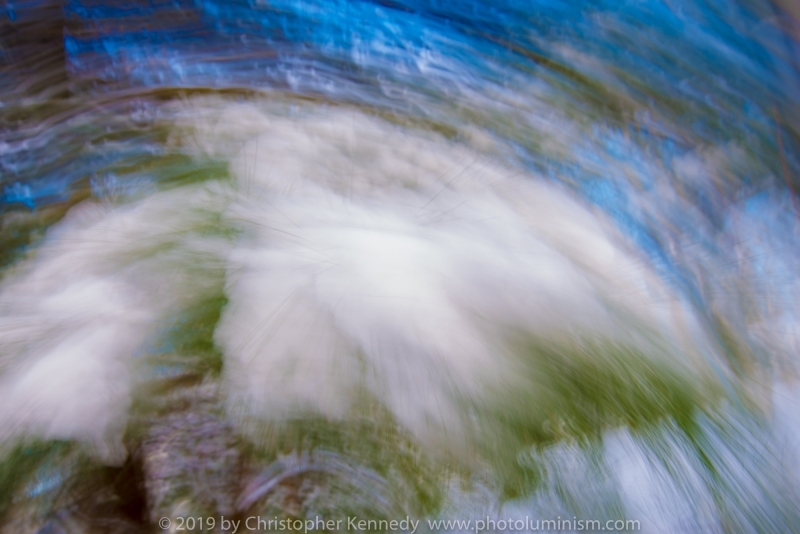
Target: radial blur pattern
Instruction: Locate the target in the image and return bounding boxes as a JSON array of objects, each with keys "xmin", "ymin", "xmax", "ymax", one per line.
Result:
[{"xmin": 1, "ymin": 1, "xmax": 800, "ymax": 533}]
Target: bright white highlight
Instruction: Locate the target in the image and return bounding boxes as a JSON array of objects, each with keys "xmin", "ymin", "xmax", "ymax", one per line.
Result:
[{"xmin": 0, "ymin": 102, "xmax": 705, "ymax": 459}]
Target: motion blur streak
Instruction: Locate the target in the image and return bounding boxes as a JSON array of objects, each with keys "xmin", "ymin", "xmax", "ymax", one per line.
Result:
[{"xmin": 0, "ymin": 1, "xmax": 799, "ymax": 533}]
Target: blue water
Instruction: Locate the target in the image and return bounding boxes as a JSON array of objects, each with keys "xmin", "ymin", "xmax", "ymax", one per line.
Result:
[
  {"xmin": 2, "ymin": 0, "xmax": 797, "ymax": 397},
  {"xmin": 6, "ymin": 0, "xmax": 783, "ymax": 316},
  {"xmin": 2, "ymin": 1, "xmax": 800, "ymax": 530}
]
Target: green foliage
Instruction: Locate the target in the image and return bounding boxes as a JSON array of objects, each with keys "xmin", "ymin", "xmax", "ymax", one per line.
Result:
[
  {"xmin": 475, "ymin": 336, "xmax": 713, "ymax": 498},
  {"xmin": 164, "ymin": 294, "xmax": 229, "ymax": 378},
  {"xmin": 0, "ymin": 440, "xmax": 76, "ymax": 524}
]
